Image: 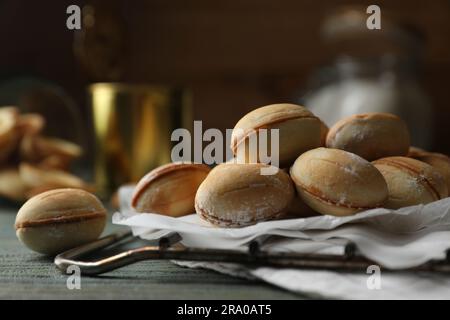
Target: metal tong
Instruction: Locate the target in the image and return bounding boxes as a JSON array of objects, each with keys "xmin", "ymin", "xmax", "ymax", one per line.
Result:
[{"xmin": 54, "ymin": 229, "xmax": 450, "ymax": 276}]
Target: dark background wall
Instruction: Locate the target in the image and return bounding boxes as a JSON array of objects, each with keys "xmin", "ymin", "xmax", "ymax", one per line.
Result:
[{"xmin": 0, "ymin": 0, "xmax": 449, "ymax": 153}]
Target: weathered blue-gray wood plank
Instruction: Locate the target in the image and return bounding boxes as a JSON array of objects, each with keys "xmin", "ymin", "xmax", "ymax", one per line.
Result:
[{"xmin": 0, "ymin": 204, "xmax": 303, "ymax": 299}]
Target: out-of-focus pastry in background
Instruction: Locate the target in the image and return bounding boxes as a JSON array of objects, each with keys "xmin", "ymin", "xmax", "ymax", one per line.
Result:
[
  {"xmin": 303, "ymin": 5, "xmax": 432, "ymax": 149},
  {"xmin": 0, "ymin": 77, "xmax": 83, "ymax": 144},
  {"xmin": 0, "ymin": 78, "xmax": 88, "ymax": 202}
]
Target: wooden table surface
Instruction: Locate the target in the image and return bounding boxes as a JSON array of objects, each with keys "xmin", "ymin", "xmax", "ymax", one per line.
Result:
[{"xmin": 0, "ymin": 203, "xmax": 304, "ymax": 300}]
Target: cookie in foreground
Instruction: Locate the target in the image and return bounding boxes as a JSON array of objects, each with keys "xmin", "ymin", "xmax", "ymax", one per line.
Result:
[
  {"xmin": 409, "ymin": 152, "xmax": 450, "ymax": 193},
  {"xmin": 326, "ymin": 112, "xmax": 410, "ymax": 161},
  {"xmin": 231, "ymin": 103, "xmax": 322, "ymax": 168},
  {"xmin": 132, "ymin": 162, "xmax": 211, "ymax": 216},
  {"xmin": 15, "ymin": 188, "xmax": 107, "ymax": 255},
  {"xmin": 290, "ymin": 147, "xmax": 388, "ymax": 216},
  {"xmin": 195, "ymin": 163, "xmax": 294, "ymax": 227},
  {"xmin": 373, "ymin": 156, "xmax": 448, "ymax": 209}
]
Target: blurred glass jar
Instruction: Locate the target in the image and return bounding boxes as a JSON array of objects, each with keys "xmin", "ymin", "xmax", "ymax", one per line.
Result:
[{"xmin": 303, "ymin": 6, "xmax": 433, "ymax": 148}]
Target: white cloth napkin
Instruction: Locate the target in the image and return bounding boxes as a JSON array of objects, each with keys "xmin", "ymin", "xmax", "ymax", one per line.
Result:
[{"xmin": 113, "ymin": 186, "xmax": 450, "ymax": 299}]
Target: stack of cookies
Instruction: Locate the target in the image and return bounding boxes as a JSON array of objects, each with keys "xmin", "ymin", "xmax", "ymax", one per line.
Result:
[
  {"xmin": 131, "ymin": 103, "xmax": 450, "ymax": 228},
  {"xmin": 0, "ymin": 106, "xmax": 91, "ymax": 201}
]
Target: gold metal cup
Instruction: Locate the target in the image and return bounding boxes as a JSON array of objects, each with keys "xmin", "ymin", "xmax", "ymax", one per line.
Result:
[{"xmin": 89, "ymin": 83, "xmax": 192, "ymax": 197}]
